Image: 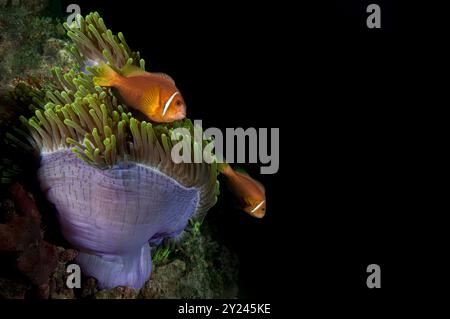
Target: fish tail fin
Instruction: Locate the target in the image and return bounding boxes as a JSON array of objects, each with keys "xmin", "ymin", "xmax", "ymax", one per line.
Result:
[
  {"xmin": 218, "ymin": 163, "xmax": 234, "ymax": 176},
  {"xmin": 93, "ymin": 62, "xmax": 120, "ymax": 87}
]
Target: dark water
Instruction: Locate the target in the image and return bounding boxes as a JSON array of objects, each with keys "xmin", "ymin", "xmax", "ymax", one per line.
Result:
[{"xmin": 2, "ymin": 0, "xmax": 440, "ymax": 308}]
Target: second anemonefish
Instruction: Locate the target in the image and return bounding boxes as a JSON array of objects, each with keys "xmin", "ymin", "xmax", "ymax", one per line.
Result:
[
  {"xmin": 219, "ymin": 164, "xmax": 266, "ymax": 218},
  {"xmin": 93, "ymin": 62, "xmax": 186, "ymax": 123}
]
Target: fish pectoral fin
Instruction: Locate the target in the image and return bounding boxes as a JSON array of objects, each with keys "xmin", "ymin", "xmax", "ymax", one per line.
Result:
[
  {"xmin": 121, "ymin": 64, "xmax": 151, "ymax": 78},
  {"xmin": 140, "ymin": 87, "xmax": 160, "ymax": 113},
  {"xmin": 151, "ymin": 72, "xmax": 175, "ymax": 84}
]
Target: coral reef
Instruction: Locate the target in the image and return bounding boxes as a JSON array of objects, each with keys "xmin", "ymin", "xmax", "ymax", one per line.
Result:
[
  {"xmin": 0, "ymin": 5, "xmax": 238, "ymax": 298},
  {"xmin": 0, "ymin": 0, "xmax": 69, "ymax": 94},
  {"xmin": 0, "ymin": 183, "xmax": 57, "ymax": 286},
  {"xmin": 15, "ymin": 11, "xmax": 220, "ymax": 290},
  {"xmin": 139, "ymin": 224, "xmax": 239, "ymax": 299},
  {"xmin": 0, "ymin": 183, "xmax": 78, "ymax": 299}
]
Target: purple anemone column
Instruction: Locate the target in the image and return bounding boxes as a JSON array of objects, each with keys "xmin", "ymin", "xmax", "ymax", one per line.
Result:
[{"xmin": 38, "ymin": 150, "xmax": 199, "ymax": 289}]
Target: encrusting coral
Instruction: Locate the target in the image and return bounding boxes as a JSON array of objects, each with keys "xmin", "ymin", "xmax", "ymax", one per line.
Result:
[
  {"xmin": 0, "ymin": 0, "xmax": 69, "ymax": 93},
  {"xmin": 8, "ymin": 12, "xmax": 221, "ymax": 290},
  {"xmin": 0, "ymin": 183, "xmax": 59, "ymax": 298}
]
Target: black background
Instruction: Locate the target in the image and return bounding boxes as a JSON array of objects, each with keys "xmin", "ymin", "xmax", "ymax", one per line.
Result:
[{"xmin": 21, "ymin": 0, "xmax": 441, "ymax": 311}]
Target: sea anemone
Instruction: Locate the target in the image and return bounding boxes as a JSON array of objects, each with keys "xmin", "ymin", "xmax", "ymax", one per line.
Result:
[{"xmin": 17, "ymin": 12, "xmax": 220, "ymax": 289}]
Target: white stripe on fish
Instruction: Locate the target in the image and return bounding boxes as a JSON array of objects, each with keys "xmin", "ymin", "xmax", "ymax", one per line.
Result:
[
  {"xmin": 251, "ymin": 200, "xmax": 265, "ymax": 213},
  {"xmin": 162, "ymin": 91, "xmax": 179, "ymax": 116}
]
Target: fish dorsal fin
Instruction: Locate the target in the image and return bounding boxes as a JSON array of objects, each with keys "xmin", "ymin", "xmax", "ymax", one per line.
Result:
[
  {"xmin": 234, "ymin": 167, "xmax": 266, "ymax": 193},
  {"xmin": 121, "ymin": 64, "xmax": 150, "ymax": 78},
  {"xmin": 234, "ymin": 166, "xmax": 249, "ymax": 175},
  {"xmin": 151, "ymin": 72, "xmax": 175, "ymax": 84}
]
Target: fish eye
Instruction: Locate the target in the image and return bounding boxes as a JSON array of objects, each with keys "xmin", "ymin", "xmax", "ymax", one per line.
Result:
[{"xmin": 176, "ymin": 100, "xmax": 182, "ymax": 106}]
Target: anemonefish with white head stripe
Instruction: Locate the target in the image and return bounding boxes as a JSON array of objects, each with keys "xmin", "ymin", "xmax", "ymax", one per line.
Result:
[
  {"xmin": 219, "ymin": 164, "xmax": 266, "ymax": 218},
  {"xmin": 93, "ymin": 62, "xmax": 186, "ymax": 123}
]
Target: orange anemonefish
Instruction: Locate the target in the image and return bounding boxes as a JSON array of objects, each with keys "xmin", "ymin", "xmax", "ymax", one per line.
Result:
[
  {"xmin": 93, "ymin": 62, "xmax": 186, "ymax": 123},
  {"xmin": 219, "ymin": 164, "xmax": 266, "ymax": 218}
]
